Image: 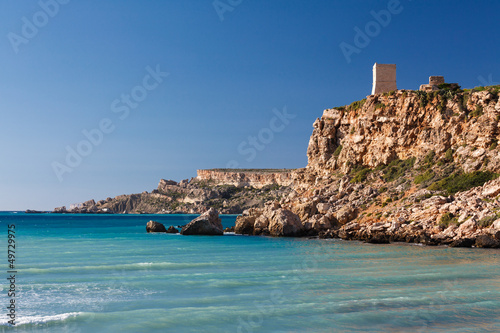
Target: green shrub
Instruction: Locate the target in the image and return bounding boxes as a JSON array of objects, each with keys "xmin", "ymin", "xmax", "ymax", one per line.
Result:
[
  {"xmin": 462, "ymin": 93, "xmax": 469, "ymax": 111},
  {"xmin": 374, "ymin": 102, "xmax": 386, "ymax": 110},
  {"xmin": 478, "ymin": 215, "xmax": 499, "ymax": 228},
  {"xmin": 471, "ymin": 105, "xmax": 483, "ymax": 117},
  {"xmin": 438, "ymin": 83, "xmax": 451, "ymax": 90},
  {"xmin": 415, "ymin": 193, "xmax": 433, "ymax": 202},
  {"xmin": 414, "ymin": 170, "xmax": 435, "ymax": 185},
  {"xmin": 351, "ymin": 167, "xmax": 371, "ymax": 183},
  {"xmin": 422, "ymin": 150, "xmax": 436, "ymax": 168},
  {"xmin": 428, "ymin": 171, "xmax": 499, "ymax": 195},
  {"xmin": 444, "ymin": 148, "xmax": 454, "ymax": 162},
  {"xmin": 490, "ymin": 140, "xmax": 498, "ymax": 151},
  {"xmin": 383, "ymin": 157, "xmax": 416, "ymax": 182},
  {"xmin": 382, "ymin": 197, "xmax": 392, "ymax": 207},
  {"xmin": 347, "ymin": 99, "xmax": 366, "ymax": 112},
  {"xmin": 333, "ymin": 145, "xmax": 342, "ymax": 157},
  {"xmin": 416, "ymin": 90, "xmax": 429, "ymax": 107},
  {"xmin": 490, "ymin": 85, "xmax": 500, "ymax": 96},
  {"xmin": 439, "ymin": 212, "xmax": 458, "ymax": 228},
  {"xmin": 163, "ymin": 190, "xmax": 185, "ymax": 200}
]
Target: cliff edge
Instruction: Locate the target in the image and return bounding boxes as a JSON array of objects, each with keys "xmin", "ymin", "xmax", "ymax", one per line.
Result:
[{"xmin": 239, "ymin": 85, "xmax": 500, "ymax": 247}]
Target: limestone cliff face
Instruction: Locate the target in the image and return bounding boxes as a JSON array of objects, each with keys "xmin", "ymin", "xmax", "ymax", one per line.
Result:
[
  {"xmin": 238, "ymin": 86, "xmax": 500, "ymax": 247},
  {"xmin": 307, "ymin": 90, "xmax": 500, "ymax": 176},
  {"xmin": 196, "ymin": 169, "xmax": 294, "ymax": 188}
]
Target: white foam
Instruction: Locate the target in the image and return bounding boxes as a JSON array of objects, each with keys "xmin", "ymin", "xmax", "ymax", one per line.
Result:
[{"xmin": 0, "ymin": 312, "xmax": 82, "ymax": 326}]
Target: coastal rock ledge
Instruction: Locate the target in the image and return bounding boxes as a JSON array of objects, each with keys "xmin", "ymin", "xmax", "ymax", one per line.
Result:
[
  {"xmin": 235, "ymin": 201, "xmax": 304, "ymax": 237},
  {"xmin": 181, "ymin": 208, "xmax": 223, "ymax": 235}
]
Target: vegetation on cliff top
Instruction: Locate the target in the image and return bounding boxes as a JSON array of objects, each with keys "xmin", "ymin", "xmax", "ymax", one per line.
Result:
[{"xmin": 331, "ymin": 84, "xmax": 500, "ymax": 114}]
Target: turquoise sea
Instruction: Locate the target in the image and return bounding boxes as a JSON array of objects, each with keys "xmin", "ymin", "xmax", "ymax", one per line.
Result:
[{"xmin": 1, "ymin": 212, "xmax": 499, "ymax": 332}]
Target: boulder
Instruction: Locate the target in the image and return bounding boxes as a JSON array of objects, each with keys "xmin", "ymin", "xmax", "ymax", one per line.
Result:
[
  {"xmin": 268, "ymin": 208, "xmax": 303, "ymax": 237},
  {"xmin": 166, "ymin": 226, "xmax": 179, "ymax": 234},
  {"xmin": 335, "ymin": 206, "xmax": 357, "ymax": 225},
  {"xmin": 365, "ymin": 233, "xmax": 390, "ymax": 244},
  {"xmin": 224, "ymin": 226, "xmax": 235, "ymax": 233},
  {"xmin": 449, "ymin": 238, "xmax": 475, "ymax": 248},
  {"xmin": 83, "ymin": 199, "xmax": 96, "ymax": 207},
  {"xmin": 146, "ymin": 221, "xmax": 167, "ymax": 233},
  {"xmin": 316, "ymin": 203, "xmax": 332, "ymax": 215},
  {"xmin": 294, "ymin": 201, "xmax": 318, "ymax": 221},
  {"xmin": 53, "ymin": 206, "xmax": 67, "ymax": 213},
  {"xmin": 475, "ymin": 235, "xmax": 500, "ymax": 248},
  {"xmin": 253, "ymin": 215, "xmax": 270, "ymax": 235},
  {"xmin": 181, "ymin": 208, "xmax": 223, "ymax": 235},
  {"xmin": 234, "ymin": 216, "xmax": 255, "ymax": 235},
  {"xmin": 318, "ymin": 229, "xmax": 337, "ymax": 239},
  {"xmin": 311, "ymin": 214, "xmax": 333, "ymax": 231},
  {"xmin": 481, "ymin": 182, "xmax": 500, "ymax": 197},
  {"xmin": 492, "ymin": 219, "xmax": 500, "ymax": 230}
]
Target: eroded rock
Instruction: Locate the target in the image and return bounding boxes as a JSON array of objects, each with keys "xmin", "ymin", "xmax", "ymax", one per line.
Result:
[
  {"xmin": 181, "ymin": 208, "xmax": 223, "ymax": 235},
  {"xmin": 146, "ymin": 221, "xmax": 167, "ymax": 233}
]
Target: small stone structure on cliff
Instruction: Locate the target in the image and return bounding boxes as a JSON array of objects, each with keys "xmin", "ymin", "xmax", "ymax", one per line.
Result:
[
  {"xmin": 419, "ymin": 76, "xmax": 459, "ymax": 92},
  {"xmin": 371, "ymin": 63, "xmax": 397, "ymax": 95}
]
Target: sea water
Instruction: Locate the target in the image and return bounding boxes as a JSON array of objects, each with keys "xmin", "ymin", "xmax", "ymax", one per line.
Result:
[{"xmin": 0, "ymin": 212, "xmax": 499, "ymax": 332}]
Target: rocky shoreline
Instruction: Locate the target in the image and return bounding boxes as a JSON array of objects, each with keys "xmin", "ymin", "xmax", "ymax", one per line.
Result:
[
  {"xmin": 51, "ymin": 177, "xmax": 292, "ymax": 215},
  {"xmin": 53, "ymin": 84, "xmax": 500, "ymax": 249},
  {"xmin": 233, "ymin": 86, "xmax": 500, "ymax": 248}
]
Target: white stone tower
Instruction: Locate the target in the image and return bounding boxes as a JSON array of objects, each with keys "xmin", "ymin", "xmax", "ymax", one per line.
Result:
[{"xmin": 371, "ymin": 63, "xmax": 397, "ymax": 95}]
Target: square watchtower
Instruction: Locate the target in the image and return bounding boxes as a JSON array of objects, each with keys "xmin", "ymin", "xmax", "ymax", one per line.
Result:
[{"xmin": 371, "ymin": 63, "xmax": 397, "ymax": 95}]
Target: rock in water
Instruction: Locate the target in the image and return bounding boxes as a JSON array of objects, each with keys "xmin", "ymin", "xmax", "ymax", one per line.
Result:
[
  {"xmin": 234, "ymin": 215, "xmax": 256, "ymax": 235},
  {"xmin": 475, "ymin": 235, "xmax": 500, "ymax": 248},
  {"xmin": 224, "ymin": 226, "xmax": 235, "ymax": 233},
  {"xmin": 166, "ymin": 226, "xmax": 179, "ymax": 234},
  {"xmin": 181, "ymin": 208, "xmax": 223, "ymax": 235},
  {"xmin": 146, "ymin": 221, "xmax": 167, "ymax": 233},
  {"xmin": 234, "ymin": 202, "xmax": 303, "ymax": 237}
]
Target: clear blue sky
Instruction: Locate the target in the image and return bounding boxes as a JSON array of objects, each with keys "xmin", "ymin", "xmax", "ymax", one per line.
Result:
[{"xmin": 1, "ymin": 0, "xmax": 499, "ymax": 210}]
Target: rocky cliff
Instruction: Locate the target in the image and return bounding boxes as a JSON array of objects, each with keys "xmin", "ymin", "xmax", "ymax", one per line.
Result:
[
  {"xmin": 196, "ymin": 169, "xmax": 294, "ymax": 188},
  {"xmin": 54, "ymin": 177, "xmax": 291, "ymax": 215},
  {"xmin": 238, "ymin": 85, "xmax": 500, "ymax": 247},
  {"xmin": 307, "ymin": 88, "xmax": 500, "ymax": 175}
]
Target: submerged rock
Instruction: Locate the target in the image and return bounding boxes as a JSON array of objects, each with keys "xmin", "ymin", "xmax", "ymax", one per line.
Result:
[
  {"xmin": 224, "ymin": 226, "xmax": 235, "ymax": 233},
  {"xmin": 146, "ymin": 221, "xmax": 167, "ymax": 233},
  {"xmin": 181, "ymin": 208, "xmax": 223, "ymax": 235},
  {"xmin": 166, "ymin": 226, "xmax": 179, "ymax": 234}
]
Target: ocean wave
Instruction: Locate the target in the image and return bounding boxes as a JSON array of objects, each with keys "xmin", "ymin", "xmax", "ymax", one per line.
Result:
[
  {"xmin": 20, "ymin": 261, "xmax": 216, "ymax": 274},
  {"xmin": 0, "ymin": 312, "xmax": 83, "ymax": 326}
]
